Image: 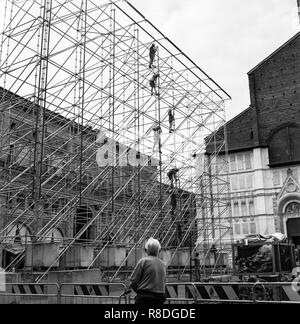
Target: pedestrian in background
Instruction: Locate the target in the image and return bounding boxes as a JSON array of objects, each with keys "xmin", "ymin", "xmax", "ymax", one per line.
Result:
[
  {"xmin": 194, "ymin": 252, "xmax": 201, "ymax": 282},
  {"xmin": 129, "ymin": 237, "xmax": 167, "ymax": 305}
]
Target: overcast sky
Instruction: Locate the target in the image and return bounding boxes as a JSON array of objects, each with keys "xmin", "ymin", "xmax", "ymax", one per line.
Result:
[{"xmin": 130, "ymin": 0, "xmax": 299, "ymax": 120}]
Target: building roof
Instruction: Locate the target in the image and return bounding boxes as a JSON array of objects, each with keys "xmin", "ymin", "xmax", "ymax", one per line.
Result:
[
  {"xmin": 206, "ymin": 32, "xmax": 300, "ymax": 154},
  {"xmin": 225, "ymin": 105, "xmax": 252, "ymax": 126},
  {"xmin": 247, "ymin": 32, "xmax": 300, "ymax": 75}
]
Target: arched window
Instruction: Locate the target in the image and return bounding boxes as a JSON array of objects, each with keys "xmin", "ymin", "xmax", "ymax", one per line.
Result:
[
  {"xmin": 3, "ymin": 223, "xmax": 31, "ymax": 245},
  {"xmin": 44, "ymin": 228, "xmax": 64, "ymax": 245},
  {"xmin": 268, "ymin": 125, "xmax": 300, "ymax": 165},
  {"xmin": 285, "ymin": 202, "xmax": 300, "ymax": 214}
]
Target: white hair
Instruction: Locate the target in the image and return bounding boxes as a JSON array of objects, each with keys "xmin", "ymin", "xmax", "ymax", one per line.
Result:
[{"xmin": 145, "ymin": 237, "xmax": 161, "ymax": 256}]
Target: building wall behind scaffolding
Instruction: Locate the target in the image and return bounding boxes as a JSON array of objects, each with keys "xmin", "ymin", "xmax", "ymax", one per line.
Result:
[{"xmin": 0, "ymin": 0, "xmax": 231, "ymax": 279}]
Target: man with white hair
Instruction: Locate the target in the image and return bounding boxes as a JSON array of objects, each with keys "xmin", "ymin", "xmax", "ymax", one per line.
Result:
[{"xmin": 129, "ymin": 237, "xmax": 167, "ymax": 305}]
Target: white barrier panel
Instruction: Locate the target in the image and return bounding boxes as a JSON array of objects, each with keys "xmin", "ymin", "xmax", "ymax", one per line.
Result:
[{"xmin": 0, "ymin": 268, "xmax": 5, "ymax": 292}]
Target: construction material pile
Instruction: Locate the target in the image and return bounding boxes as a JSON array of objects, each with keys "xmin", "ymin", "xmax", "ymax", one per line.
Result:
[{"xmin": 235, "ymin": 233, "xmax": 288, "ymax": 274}]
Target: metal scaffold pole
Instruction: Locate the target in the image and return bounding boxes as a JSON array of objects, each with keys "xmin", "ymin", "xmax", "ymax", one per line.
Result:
[
  {"xmin": 110, "ymin": 6, "xmax": 116, "ymax": 217},
  {"xmin": 32, "ymin": 0, "xmax": 52, "ymax": 240}
]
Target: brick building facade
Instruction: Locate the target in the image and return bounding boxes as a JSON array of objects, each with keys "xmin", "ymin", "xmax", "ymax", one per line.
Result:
[{"xmin": 202, "ymin": 32, "xmax": 300, "ymax": 250}]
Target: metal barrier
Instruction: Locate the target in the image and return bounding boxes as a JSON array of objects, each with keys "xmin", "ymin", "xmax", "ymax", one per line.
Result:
[
  {"xmin": 193, "ymin": 282, "xmax": 300, "ymax": 304},
  {"xmin": 252, "ymin": 282, "xmax": 300, "ymax": 303},
  {"xmin": 59, "ymin": 283, "xmax": 127, "ymax": 304},
  {"xmin": 194, "ymin": 282, "xmax": 257, "ymax": 302},
  {"xmin": 165, "ymin": 283, "xmax": 197, "ymax": 304},
  {"xmin": 0, "ymin": 283, "xmax": 60, "ymax": 304},
  {"xmin": 166, "ymin": 282, "xmax": 300, "ymax": 304},
  {"xmin": 165, "ymin": 282, "xmax": 255, "ymax": 304},
  {"xmin": 0, "ymin": 281, "xmax": 299, "ymax": 304}
]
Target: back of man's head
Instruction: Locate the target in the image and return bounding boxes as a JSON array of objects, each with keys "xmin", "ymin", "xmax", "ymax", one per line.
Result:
[{"xmin": 145, "ymin": 237, "xmax": 161, "ymax": 257}]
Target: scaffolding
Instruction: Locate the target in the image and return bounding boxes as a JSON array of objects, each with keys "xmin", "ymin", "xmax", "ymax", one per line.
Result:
[{"xmin": 0, "ymin": 0, "xmax": 232, "ymax": 281}]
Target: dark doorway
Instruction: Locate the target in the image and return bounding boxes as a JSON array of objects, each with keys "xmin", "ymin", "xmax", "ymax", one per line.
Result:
[
  {"xmin": 286, "ymin": 218, "xmax": 300, "ymax": 246},
  {"xmin": 74, "ymin": 207, "xmax": 93, "ymax": 243},
  {"xmin": 292, "ymin": 237, "xmax": 300, "ymax": 246}
]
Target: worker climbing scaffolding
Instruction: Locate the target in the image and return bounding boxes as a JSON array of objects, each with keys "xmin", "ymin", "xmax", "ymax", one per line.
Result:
[
  {"xmin": 152, "ymin": 124, "xmax": 162, "ymax": 154},
  {"xmin": 167, "ymin": 167, "xmax": 179, "ymax": 221},
  {"xmin": 150, "ymin": 73, "xmax": 160, "ymax": 96},
  {"xmin": 149, "ymin": 43, "xmax": 158, "ymax": 69},
  {"xmin": 167, "ymin": 168, "xmax": 179, "ymax": 188},
  {"xmin": 168, "ymin": 107, "xmax": 175, "ymax": 133}
]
